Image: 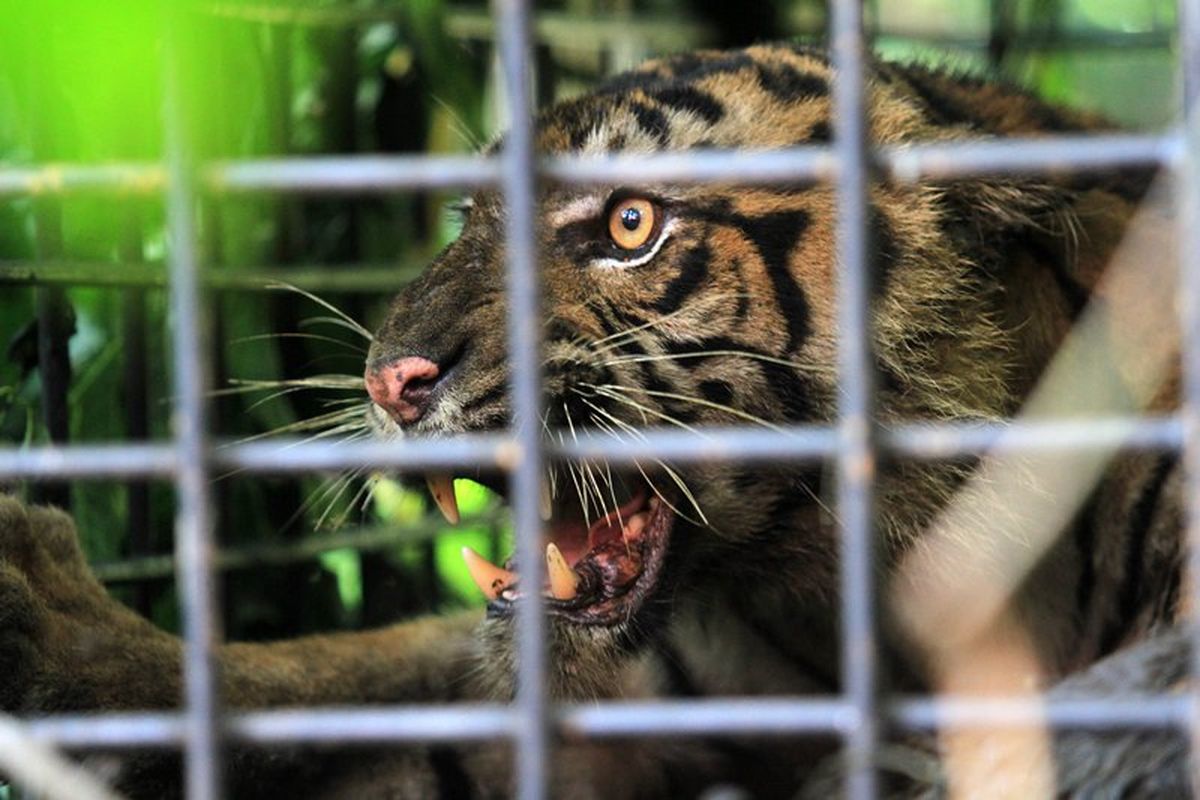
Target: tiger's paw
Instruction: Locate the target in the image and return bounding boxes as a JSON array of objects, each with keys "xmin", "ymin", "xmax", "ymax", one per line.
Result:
[{"xmin": 0, "ymin": 496, "xmax": 179, "ymax": 713}]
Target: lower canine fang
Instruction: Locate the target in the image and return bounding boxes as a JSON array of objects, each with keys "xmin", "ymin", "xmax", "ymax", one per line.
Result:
[
  {"xmin": 546, "ymin": 542, "xmax": 580, "ymax": 600},
  {"xmin": 462, "ymin": 547, "xmax": 516, "ymax": 600}
]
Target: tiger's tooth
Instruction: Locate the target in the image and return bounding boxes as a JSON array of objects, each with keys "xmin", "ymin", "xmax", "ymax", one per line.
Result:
[
  {"xmin": 540, "ymin": 480, "xmax": 553, "ymax": 521},
  {"xmin": 461, "ymin": 547, "xmax": 518, "ymax": 600},
  {"xmin": 624, "ymin": 513, "xmax": 647, "ymax": 540},
  {"xmin": 545, "ymin": 542, "xmax": 579, "ymax": 600},
  {"xmin": 426, "ymin": 474, "xmax": 460, "ymax": 524}
]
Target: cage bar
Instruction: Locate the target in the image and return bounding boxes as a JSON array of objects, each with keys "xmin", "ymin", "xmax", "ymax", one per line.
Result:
[
  {"xmin": 163, "ymin": 6, "xmax": 223, "ymax": 798},
  {"xmin": 830, "ymin": 0, "xmax": 880, "ymax": 796},
  {"xmin": 491, "ymin": 0, "xmax": 550, "ymax": 797},
  {"xmin": 12, "ymin": 692, "xmax": 1187, "ymax": 754},
  {"xmin": 0, "ymin": 413, "xmax": 1186, "ymax": 483},
  {"xmin": 0, "ymin": 133, "xmax": 1180, "ymax": 201}
]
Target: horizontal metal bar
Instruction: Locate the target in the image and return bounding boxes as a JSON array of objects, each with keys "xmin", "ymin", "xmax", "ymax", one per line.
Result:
[
  {"xmin": 215, "ymin": 435, "xmax": 521, "ymax": 473},
  {"xmin": 0, "ymin": 260, "xmax": 423, "ymax": 292},
  {"xmin": 884, "ymin": 132, "xmax": 1179, "ymax": 182},
  {"xmin": 0, "ymin": 163, "xmax": 165, "ymax": 197},
  {"xmin": 560, "ymin": 699, "xmax": 855, "ymax": 737},
  {"xmin": 891, "ymin": 695, "xmax": 1186, "ymax": 730},
  {"xmin": 885, "ymin": 415, "xmax": 1183, "ymax": 458},
  {"xmin": 14, "ymin": 693, "xmax": 1185, "ymax": 750},
  {"xmin": 229, "ymin": 705, "xmax": 517, "ymax": 744},
  {"xmin": 22, "ymin": 706, "xmax": 518, "ymax": 747},
  {"xmin": 550, "ymin": 425, "xmax": 840, "ymax": 464},
  {"xmin": 206, "ymin": 155, "xmax": 502, "ymax": 194},
  {"xmin": 0, "ymin": 133, "xmax": 1178, "ymax": 200},
  {"xmin": 0, "ymin": 444, "xmax": 177, "ymax": 480},
  {"xmin": 0, "ymin": 416, "xmax": 1183, "ymax": 481},
  {"xmin": 543, "ymin": 147, "xmax": 838, "ymax": 185},
  {"xmin": 24, "ymin": 713, "xmax": 186, "ymax": 749},
  {"xmin": 92, "ymin": 513, "xmax": 502, "ymax": 584}
]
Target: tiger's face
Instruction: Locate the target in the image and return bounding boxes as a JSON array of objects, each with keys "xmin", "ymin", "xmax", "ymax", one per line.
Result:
[{"xmin": 363, "ymin": 44, "xmax": 1017, "ymax": 697}]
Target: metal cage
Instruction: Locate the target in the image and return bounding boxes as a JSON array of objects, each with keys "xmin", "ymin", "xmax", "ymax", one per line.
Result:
[{"xmin": 0, "ymin": 1, "xmax": 1198, "ymax": 799}]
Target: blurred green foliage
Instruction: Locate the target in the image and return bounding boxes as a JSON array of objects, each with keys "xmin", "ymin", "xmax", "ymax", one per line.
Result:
[{"xmin": 0, "ymin": 0, "xmax": 1181, "ymax": 641}]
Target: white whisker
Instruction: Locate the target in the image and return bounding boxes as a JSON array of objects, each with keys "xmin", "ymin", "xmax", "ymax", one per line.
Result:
[{"xmin": 267, "ymin": 282, "xmax": 374, "ymax": 341}]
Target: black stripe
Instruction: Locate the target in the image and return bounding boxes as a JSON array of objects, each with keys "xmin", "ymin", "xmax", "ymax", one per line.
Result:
[
  {"xmin": 651, "ymin": 86, "xmax": 724, "ymax": 124},
  {"xmin": 586, "ymin": 299, "xmax": 628, "ymax": 341},
  {"xmin": 731, "ymin": 257, "xmax": 750, "ymax": 320},
  {"xmin": 664, "ymin": 51, "xmax": 754, "ymax": 83},
  {"xmin": 654, "ymin": 640, "xmax": 702, "ymax": 697},
  {"xmin": 1072, "ymin": 491, "xmax": 1100, "ymax": 628},
  {"xmin": 698, "ymin": 379, "xmax": 734, "ymax": 407},
  {"xmin": 553, "ymin": 216, "xmax": 599, "ymax": 248},
  {"xmin": 652, "ymin": 242, "xmax": 710, "ymax": 314},
  {"xmin": 758, "ymin": 358, "xmax": 817, "ymax": 422},
  {"xmin": 784, "ymin": 43, "xmax": 831, "ymax": 66},
  {"xmin": 629, "ymin": 101, "xmax": 670, "ymax": 144},
  {"xmin": 659, "ymin": 335, "xmax": 816, "ymax": 419},
  {"xmin": 605, "ymin": 303, "xmax": 650, "ymax": 351},
  {"xmin": 603, "ymin": 307, "xmax": 679, "ymax": 400},
  {"xmin": 429, "ymin": 746, "xmax": 473, "ymax": 800},
  {"xmin": 1021, "ymin": 237, "xmax": 1091, "ymax": 322},
  {"xmin": 896, "ymin": 70, "xmax": 983, "ymax": 129},
  {"xmin": 755, "ymin": 63, "xmax": 828, "ymax": 101},
  {"xmin": 1100, "ymin": 455, "xmax": 1178, "ymax": 654},
  {"xmin": 1159, "ymin": 554, "xmax": 1183, "ymax": 622},
  {"xmin": 732, "ymin": 210, "xmax": 813, "ymax": 352},
  {"xmin": 870, "ymin": 203, "xmax": 902, "ymax": 295}
]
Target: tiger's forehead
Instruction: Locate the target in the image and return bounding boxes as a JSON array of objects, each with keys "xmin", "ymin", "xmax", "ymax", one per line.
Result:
[{"xmin": 534, "ymin": 44, "xmax": 836, "ymax": 155}]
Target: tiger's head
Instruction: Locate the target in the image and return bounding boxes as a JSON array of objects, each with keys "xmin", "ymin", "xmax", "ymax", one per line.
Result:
[{"xmin": 362, "ymin": 44, "xmax": 1120, "ymax": 697}]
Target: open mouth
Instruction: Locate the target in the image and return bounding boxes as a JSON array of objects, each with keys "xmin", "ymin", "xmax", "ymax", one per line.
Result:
[{"xmin": 422, "ymin": 473, "xmax": 676, "ymax": 626}]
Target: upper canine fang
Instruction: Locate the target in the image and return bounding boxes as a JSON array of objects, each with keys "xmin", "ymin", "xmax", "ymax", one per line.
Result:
[{"xmin": 426, "ymin": 474, "xmax": 460, "ymax": 524}]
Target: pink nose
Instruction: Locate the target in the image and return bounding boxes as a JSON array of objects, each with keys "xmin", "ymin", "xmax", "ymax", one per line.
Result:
[{"xmin": 364, "ymin": 356, "xmax": 441, "ymax": 424}]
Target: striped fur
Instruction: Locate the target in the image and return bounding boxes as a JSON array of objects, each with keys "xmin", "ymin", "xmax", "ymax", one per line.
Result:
[{"xmin": 365, "ymin": 43, "xmax": 1181, "ymax": 794}]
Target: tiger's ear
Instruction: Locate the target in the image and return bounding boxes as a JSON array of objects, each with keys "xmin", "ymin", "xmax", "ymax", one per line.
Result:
[{"xmin": 938, "ymin": 169, "xmax": 1157, "ymax": 296}]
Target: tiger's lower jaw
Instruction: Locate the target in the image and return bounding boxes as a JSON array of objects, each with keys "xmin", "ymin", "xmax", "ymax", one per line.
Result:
[{"xmin": 464, "ymin": 479, "xmax": 677, "ymax": 628}]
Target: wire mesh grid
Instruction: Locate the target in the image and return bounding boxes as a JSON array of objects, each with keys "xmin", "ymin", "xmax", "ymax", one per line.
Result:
[{"xmin": 0, "ymin": 1, "xmax": 1198, "ymax": 798}]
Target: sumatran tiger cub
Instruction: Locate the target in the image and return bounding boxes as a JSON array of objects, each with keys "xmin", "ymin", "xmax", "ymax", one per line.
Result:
[{"xmin": 0, "ymin": 43, "xmax": 1186, "ymax": 798}]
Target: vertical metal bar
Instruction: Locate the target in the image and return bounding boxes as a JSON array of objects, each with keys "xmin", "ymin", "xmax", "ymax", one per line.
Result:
[
  {"xmin": 493, "ymin": 0, "xmax": 547, "ymax": 798},
  {"xmin": 1178, "ymin": 0, "xmax": 1200, "ymax": 789},
  {"xmin": 163, "ymin": 6, "xmax": 223, "ymax": 799},
  {"xmin": 830, "ymin": 1, "xmax": 878, "ymax": 798}
]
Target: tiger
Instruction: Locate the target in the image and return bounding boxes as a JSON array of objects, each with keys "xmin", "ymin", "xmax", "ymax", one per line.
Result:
[{"xmin": 0, "ymin": 42, "xmax": 1186, "ymax": 798}]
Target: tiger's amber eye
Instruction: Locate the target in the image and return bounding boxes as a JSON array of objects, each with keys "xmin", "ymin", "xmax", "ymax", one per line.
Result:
[{"xmin": 608, "ymin": 197, "xmax": 657, "ymax": 250}]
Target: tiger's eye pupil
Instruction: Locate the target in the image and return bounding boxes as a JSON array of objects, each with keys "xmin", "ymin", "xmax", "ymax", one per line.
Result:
[
  {"xmin": 620, "ymin": 207, "xmax": 642, "ymax": 231},
  {"xmin": 607, "ymin": 195, "xmax": 657, "ymax": 253}
]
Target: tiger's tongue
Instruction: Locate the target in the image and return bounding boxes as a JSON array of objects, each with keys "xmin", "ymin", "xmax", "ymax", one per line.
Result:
[
  {"xmin": 552, "ymin": 489, "xmax": 647, "ymax": 566},
  {"xmin": 461, "ymin": 490, "xmax": 652, "ymax": 602}
]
